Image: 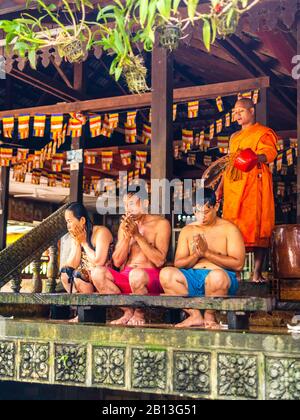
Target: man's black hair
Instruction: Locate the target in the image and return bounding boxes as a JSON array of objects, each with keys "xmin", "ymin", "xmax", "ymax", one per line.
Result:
[{"xmin": 193, "ymin": 188, "xmax": 217, "ymax": 207}]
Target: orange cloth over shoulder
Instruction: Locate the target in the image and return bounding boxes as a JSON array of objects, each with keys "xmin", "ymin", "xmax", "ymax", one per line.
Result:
[{"xmin": 223, "ymin": 123, "xmax": 278, "ymax": 248}]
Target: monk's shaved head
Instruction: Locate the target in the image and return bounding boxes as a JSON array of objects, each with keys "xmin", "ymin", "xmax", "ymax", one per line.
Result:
[{"xmin": 235, "ymin": 98, "xmax": 255, "ymax": 109}]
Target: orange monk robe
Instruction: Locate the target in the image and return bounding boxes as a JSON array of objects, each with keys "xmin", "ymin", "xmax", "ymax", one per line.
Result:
[{"xmin": 223, "ymin": 123, "xmax": 278, "ymax": 248}]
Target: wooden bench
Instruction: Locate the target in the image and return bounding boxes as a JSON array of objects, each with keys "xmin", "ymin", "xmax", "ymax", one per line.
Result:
[{"xmin": 0, "ymin": 293, "xmax": 274, "ymax": 330}]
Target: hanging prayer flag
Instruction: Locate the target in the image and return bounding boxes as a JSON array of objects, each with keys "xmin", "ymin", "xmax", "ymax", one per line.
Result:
[
  {"xmin": 17, "ymin": 148, "xmax": 29, "ymax": 162},
  {"xmin": 33, "ymin": 114, "xmax": 46, "ymax": 137},
  {"xmin": 51, "ymin": 154, "xmax": 64, "ymax": 172},
  {"xmin": 194, "ymin": 133, "xmax": 200, "ymax": 148},
  {"xmin": 2, "ymin": 116, "xmax": 15, "ymax": 138},
  {"xmin": 199, "ymin": 131, "xmax": 205, "ymax": 151},
  {"xmin": 188, "ymin": 101, "xmax": 199, "ymax": 119},
  {"xmin": 277, "ymin": 138, "xmax": 284, "ymax": 151},
  {"xmin": 231, "ymin": 109, "xmax": 237, "ymax": 123},
  {"xmin": 286, "ymin": 149, "xmax": 294, "ymax": 166},
  {"xmin": 239, "ymin": 91, "xmax": 252, "ymax": 99},
  {"xmin": 277, "ymin": 182, "xmax": 285, "ymax": 197},
  {"xmin": 31, "ymin": 170, "xmax": 41, "ymax": 185},
  {"xmin": 33, "ymin": 151, "xmax": 43, "ymax": 169},
  {"xmin": 204, "ymin": 135, "xmax": 210, "ymax": 151},
  {"xmin": 142, "ymin": 124, "xmax": 152, "ymax": 145},
  {"xmin": 252, "ymin": 89, "xmax": 259, "ymax": 105},
  {"xmin": 182, "ymin": 129, "xmax": 193, "ymax": 152},
  {"xmin": 124, "ymin": 123, "xmax": 137, "ymax": 144},
  {"xmin": 85, "ymin": 151, "xmax": 98, "ymax": 165},
  {"xmin": 173, "ymin": 104, "xmax": 177, "ymax": 121},
  {"xmin": 89, "ymin": 115, "xmax": 102, "ymax": 138},
  {"xmin": 216, "ymin": 119, "xmax": 223, "ymax": 134},
  {"xmin": 281, "ymin": 164, "xmax": 288, "ymax": 176},
  {"xmin": 120, "ymin": 150, "xmax": 132, "ymax": 166},
  {"xmin": 57, "ymin": 124, "xmax": 67, "ymax": 148},
  {"xmin": 127, "ymin": 111, "xmax": 137, "ymax": 127},
  {"xmin": 50, "ymin": 114, "xmax": 63, "ymax": 140},
  {"xmin": 101, "ymin": 115, "xmax": 114, "ymax": 138},
  {"xmin": 204, "ymin": 155, "xmax": 212, "ymax": 167},
  {"xmin": 18, "ymin": 115, "xmax": 30, "ymax": 140},
  {"xmin": 187, "ymin": 154, "xmax": 196, "ymax": 166},
  {"xmin": 0, "ymin": 148, "xmax": 13, "ymax": 167},
  {"xmin": 135, "ymin": 151, "xmax": 147, "ymax": 174},
  {"xmin": 216, "ymin": 96, "xmax": 224, "ymax": 112},
  {"xmin": 91, "ymin": 176, "xmax": 101, "ymax": 195},
  {"xmin": 62, "ymin": 174, "xmax": 71, "ymax": 189},
  {"xmin": 67, "ymin": 117, "xmax": 83, "ymax": 138},
  {"xmin": 128, "ymin": 171, "xmax": 134, "ymax": 184},
  {"xmin": 48, "ymin": 173, "xmax": 57, "ymax": 187},
  {"xmin": 209, "ymin": 123, "xmax": 215, "ymax": 140},
  {"xmin": 225, "ymin": 113, "xmax": 231, "ymax": 127},
  {"xmin": 148, "ymin": 109, "xmax": 152, "ymax": 123},
  {"xmin": 277, "ymin": 153, "xmax": 283, "ymax": 171},
  {"xmin": 134, "ymin": 170, "xmax": 140, "ymax": 179},
  {"xmin": 269, "ymin": 162, "xmax": 274, "ymax": 174},
  {"xmin": 27, "ymin": 154, "xmax": 34, "ymax": 173},
  {"xmin": 217, "ymin": 137, "xmax": 229, "ymax": 154},
  {"xmin": 290, "ymin": 138, "xmax": 297, "ymax": 149},
  {"xmin": 101, "ymin": 151, "xmax": 113, "ymax": 171},
  {"xmin": 108, "ymin": 113, "xmax": 119, "ymax": 129},
  {"xmin": 14, "ymin": 163, "xmax": 27, "ymax": 183}
]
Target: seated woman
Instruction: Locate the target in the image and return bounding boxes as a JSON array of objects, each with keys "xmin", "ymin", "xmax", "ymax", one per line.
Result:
[{"xmin": 60, "ymin": 202, "xmax": 113, "ymax": 294}]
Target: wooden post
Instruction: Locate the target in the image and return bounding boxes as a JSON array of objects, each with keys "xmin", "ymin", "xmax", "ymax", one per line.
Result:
[
  {"xmin": 256, "ymin": 87, "xmax": 268, "ymax": 126},
  {"xmin": 151, "ymin": 41, "xmax": 173, "ymax": 182},
  {"xmin": 45, "ymin": 244, "xmax": 58, "ymax": 293},
  {"xmin": 70, "ymin": 63, "xmax": 84, "ymax": 204},
  {"xmin": 297, "ymin": 13, "xmax": 300, "ymax": 223},
  {"xmin": 31, "ymin": 257, "xmax": 42, "ymax": 293},
  {"xmin": 0, "ymin": 166, "xmax": 10, "ymax": 250}
]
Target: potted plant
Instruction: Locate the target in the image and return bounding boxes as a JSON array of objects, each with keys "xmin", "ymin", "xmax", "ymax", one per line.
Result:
[{"xmin": 0, "ymin": 0, "xmax": 94, "ymax": 67}]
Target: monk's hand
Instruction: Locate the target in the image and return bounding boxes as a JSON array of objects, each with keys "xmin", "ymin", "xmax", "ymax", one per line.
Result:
[
  {"xmin": 121, "ymin": 215, "xmax": 133, "ymax": 239},
  {"xmin": 73, "ymin": 225, "xmax": 87, "ymax": 245}
]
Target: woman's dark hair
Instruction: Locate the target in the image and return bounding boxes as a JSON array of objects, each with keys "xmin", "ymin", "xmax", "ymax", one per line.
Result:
[{"xmin": 66, "ymin": 202, "xmax": 94, "ymax": 249}]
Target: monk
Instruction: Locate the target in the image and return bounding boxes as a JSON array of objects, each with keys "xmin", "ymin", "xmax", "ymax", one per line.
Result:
[
  {"xmin": 216, "ymin": 98, "xmax": 278, "ymax": 283},
  {"xmin": 91, "ymin": 192, "xmax": 171, "ymax": 325},
  {"xmin": 160, "ymin": 188, "xmax": 245, "ymax": 329}
]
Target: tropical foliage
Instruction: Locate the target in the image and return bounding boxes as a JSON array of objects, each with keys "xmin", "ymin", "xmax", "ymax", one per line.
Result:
[{"xmin": 0, "ymin": 0, "xmax": 261, "ymax": 92}]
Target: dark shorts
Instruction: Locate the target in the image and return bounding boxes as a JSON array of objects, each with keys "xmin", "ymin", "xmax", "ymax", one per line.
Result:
[{"xmin": 179, "ymin": 268, "xmax": 239, "ymax": 297}]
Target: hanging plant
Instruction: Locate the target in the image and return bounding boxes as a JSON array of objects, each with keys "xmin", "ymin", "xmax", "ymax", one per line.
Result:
[
  {"xmin": 123, "ymin": 55, "xmax": 149, "ymax": 95},
  {"xmin": 158, "ymin": 24, "xmax": 182, "ymax": 50},
  {"xmin": 0, "ymin": 0, "xmax": 94, "ymax": 67}
]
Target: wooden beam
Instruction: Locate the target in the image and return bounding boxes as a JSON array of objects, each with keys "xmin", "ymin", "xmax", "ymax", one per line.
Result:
[
  {"xmin": 219, "ymin": 36, "xmax": 296, "ymax": 116},
  {"xmin": 297, "ymin": 14, "xmax": 300, "ymax": 223},
  {"xmin": 256, "ymin": 87, "xmax": 269, "ymax": 126},
  {"xmin": 0, "ymin": 77, "xmax": 270, "ymax": 118},
  {"xmin": 8, "ymin": 67, "xmax": 86, "ymax": 103}
]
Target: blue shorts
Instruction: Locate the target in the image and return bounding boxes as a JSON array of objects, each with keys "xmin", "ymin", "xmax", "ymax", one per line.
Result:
[{"xmin": 179, "ymin": 268, "xmax": 239, "ymax": 297}]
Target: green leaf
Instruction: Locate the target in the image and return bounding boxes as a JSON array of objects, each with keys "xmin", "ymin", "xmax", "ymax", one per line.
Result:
[
  {"xmin": 28, "ymin": 49, "xmax": 37, "ymax": 69},
  {"xmin": 48, "ymin": 3, "xmax": 57, "ymax": 11},
  {"xmin": 188, "ymin": 0, "xmax": 199, "ymax": 22},
  {"xmin": 139, "ymin": 0, "xmax": 149, "ymax": 27},
  {"xmin": 173, "ymin": 0, "xmax": 181, "ymax": 13},
  {"xmin": 226, "ymin": 8, "xmax": 235, "ymax": 28},
  {"xmin": 241, "ymin": 0, "xmax": 248, "ymax": 8},
  {"xmin": 211, "ymin": 18, "xmax": 217, "ymax": 44},
  {"xmin": 115, "ymin": 66, "xmax": 122, "ymax": 81},
  {"xmin": 157, "ymin": 0, "xmax": 172, "ymax": 21},
  {"xmin": 202, "ymin": 19, "xmax": 211, "ymax": 51}
]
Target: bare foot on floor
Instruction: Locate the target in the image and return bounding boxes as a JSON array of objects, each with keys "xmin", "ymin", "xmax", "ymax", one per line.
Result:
[
  {"xmin": 110, "ymin": 311, "xmax": 134, "ymax": 325},
  {"xmin": 175, "ymin": 315, "xmax": 204, "ymax": 328},
  {"xmin": 252, "ymin": 276, "xmax": 267, "ymax": 284},
  {"xmin": 127, "ymin": 311, "xmax": 146, "ymax": 326},
  {"xmin": 68, "ymin": 316, "xmax": 79, "ymax": 323},
  {"xmin": 204, "ymin": 311, "xmax": 219, "ymax": 329}
]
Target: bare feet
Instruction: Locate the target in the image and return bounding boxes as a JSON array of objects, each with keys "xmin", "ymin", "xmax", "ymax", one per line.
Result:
[
  {"xmin": 127, "ymin": 310, "xmax": 146, "ymax": 326},
  {"xmin": 110, "ymin": 310, "xmax": 134, "ymax": 325},
  {"xmin": 252, "ymin": 273, "xmax": 267, "ymax": 284},
  {"xmin": 175, "ymin": 314, "xmax": 204, "ymax": 328},
  {"xmin": 204, "ymin": 311, "xmax": 220, "ymax": 329},
  {"xmin": 68, "ymin": 316, "xmax": 79, "ymax": 323}
]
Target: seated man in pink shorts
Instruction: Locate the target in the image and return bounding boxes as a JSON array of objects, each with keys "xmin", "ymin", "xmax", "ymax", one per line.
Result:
[{"xmin": 91, "ymin": 192, "xmax": 171, "ymax": 325}]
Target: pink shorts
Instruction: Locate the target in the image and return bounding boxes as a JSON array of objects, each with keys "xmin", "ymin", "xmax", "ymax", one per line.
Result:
[{"xmin": 107, "ymin": 266, "xmax": 163, "ymax": 295}]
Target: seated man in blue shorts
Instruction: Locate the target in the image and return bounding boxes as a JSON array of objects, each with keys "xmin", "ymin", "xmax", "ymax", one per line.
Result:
[{"xmin": 160, "ymin": 188, "xmax": 245, "ymax": 329}]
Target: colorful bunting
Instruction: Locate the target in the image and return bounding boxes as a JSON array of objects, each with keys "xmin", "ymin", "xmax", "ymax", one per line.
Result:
[
  {"xmin": 286, "ymin": 149, "xmax": 294, "ymax": 166},
  {"xmin": 125, "ymin": 123, "xmax": 137, "ymax": 144},
  {"xmin": 225, "ymin": 113, "xmax": 231, "ymax": 128},
  {"xmin": 182, "ymin": 129, "xmax": 193, "ymax": 152},
  {"xmin": 89, "ymin": 115, "xmax": 102, "ymax": 138},
  {"xmin": 277, "ymin": 153, "xmax": 283, "ymax": 171},
  {"xmin": 252, "ymin": 89, "xmax": 259, "ymax": 105},
  {"xmin": 50, "ymin": 114, "xmax": 63, "ymax": 140},
  {"xmin": 142, "ymin": 124, "xmax": 152, "ymax": 145},
  {"xmin": 135, "ymin": 151, "xmax": 148, "ymax": 174},
  {"xmin": 216, "ymin": 119, "xmax": 223, "ymax": 134},
  {"xmin": 2, "ymin": 116, "xmax": 15, "ymax": 138},
  {"xmin": 62, "ymin": 174, "xmax": 71, "ymax": 189},
  {"xmin": 18, "ymin": 115, "xmax": 30, "ymax": 140},
  {"xmin": 216, "ymin": 96, "xmax": 224, "ymax": 112},
  {"xmin": 173, "ymin": 104, "xmax": 177, "ymax": 121},
  {"xmin": 217, "ymin": 137, "xmax": 229, "ymax": 154},
  {"xmin": 127, "ymin": 111, "xmax": 137, "ymax": 127},
  {"xmin": 209, "ymin": 123, "xmax": 215, "ymax": 140},
  {"xmin": 48, "ymin": 173, "xmax": 57, "ymax": 187},
  {"xmin": 85, "ymin": 151, "xmax": 98, "ymax": 165},
  {"xmin": 101, "ymin": 151, "xmax": 113, "ymax": 171},
  {"xmin": 51, "ymin": 154, "xmax": 64, "ymax": 172},
  {"xmin": 120, "ymin": 150, "xmax": 132, "ymax": 166},
  {"xmin": 188, "ymin": 101, "xmax": 199, "ymax": 119},
  {"xmin": 33, "ymin": 114, "xmax": 46, "ymax": 137},
  {"xmin": 31, "ymin": 170, "xmax": 41, "ymax": 185},
  {"xmin": 204, "ymin": 155, "xmax": 212, "ymax": 167},
  {"xmin": 67, "ymin": 117, "xmax": 83, "ymax": 138},
  {"xmin": 0, "ymin": 148, "xmax": 13, "ymax": 166}
]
